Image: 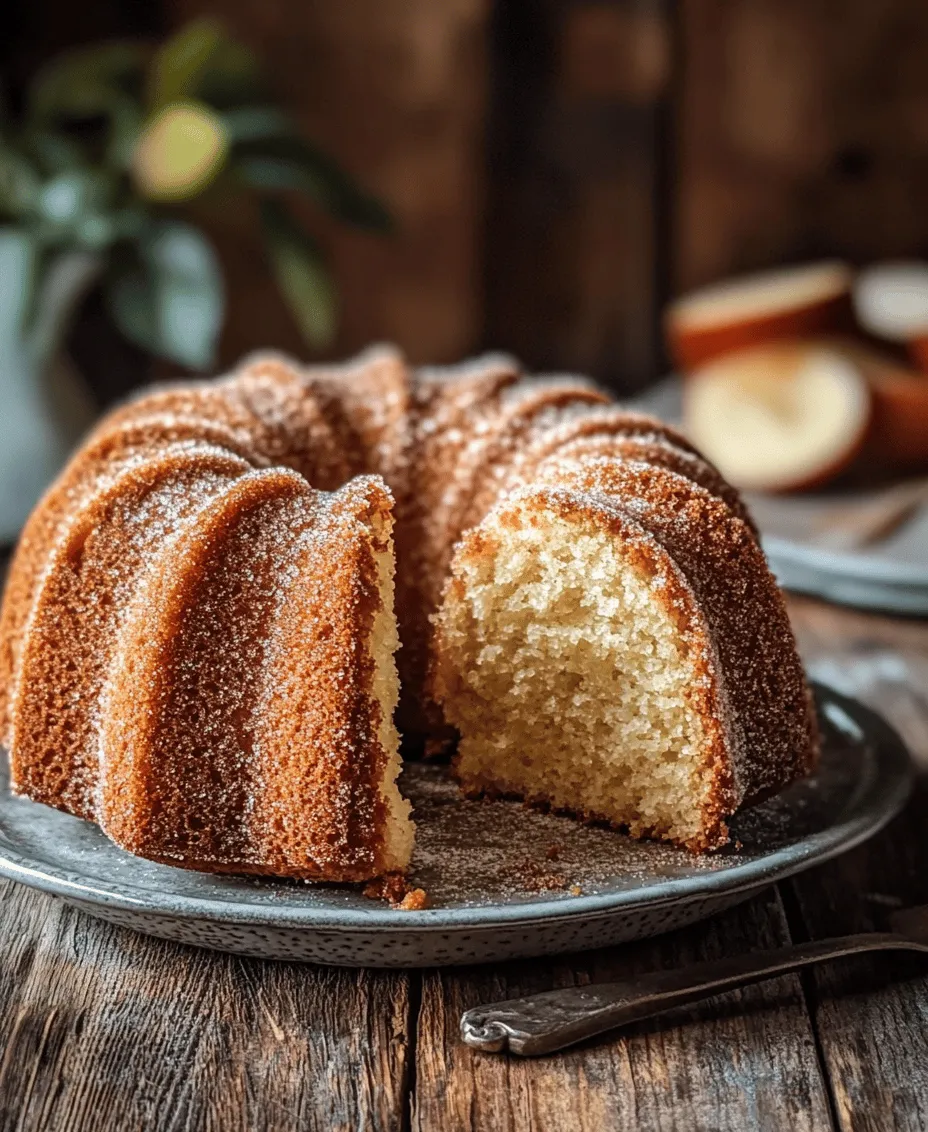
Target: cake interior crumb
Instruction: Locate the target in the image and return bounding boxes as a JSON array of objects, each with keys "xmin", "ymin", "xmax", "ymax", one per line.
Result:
[
  {"xmin": 362, "ymin": 870, "xmax": 430, "ymax": 909},
  {"xmin": 435, "ymin": 505, "xmax": 714, "ymax": 849},
  {"xmin": 369, "ymin": 512, "xmax": 415, "ymax": 872}
]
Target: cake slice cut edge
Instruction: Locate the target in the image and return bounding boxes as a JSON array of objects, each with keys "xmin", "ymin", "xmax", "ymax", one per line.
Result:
[
  {"xmin": 367, "ymin": 496, "xmax": 416, "ymax": 874},
  {"xmin": 432, "ymin": 492, "xmax": 771, "ymax": 852}
]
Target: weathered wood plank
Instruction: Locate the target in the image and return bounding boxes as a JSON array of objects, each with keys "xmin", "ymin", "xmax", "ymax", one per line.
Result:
[
  {"xmin": 0, "ymin": 882, "xmax": 411, "ymax": 1132},
  {"xmin": 787, "ymin": 600, "xmax": 928, "ymax": 1132},
  {"xmin": 675, "ymin": 0, "xmax": 928, "ymax": 293},
  {"xmin": 413, "ymin": 887, "xmax": 834, "ymax": 1132},
  {"xmin": 484, "ymin": 0, "xmax": 672, "ymax": 392}
]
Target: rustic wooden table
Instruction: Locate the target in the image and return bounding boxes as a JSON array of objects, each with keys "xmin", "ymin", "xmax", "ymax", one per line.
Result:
[{"xmin": 1, "ymin": 593, "xmax": 927, "ymax": 1131}]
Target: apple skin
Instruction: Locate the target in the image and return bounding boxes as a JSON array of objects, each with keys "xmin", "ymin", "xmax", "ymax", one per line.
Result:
[
  {"xmin": 859, "ymin": 355, "xmax": 928, "ymax": 473},
  {"xmin": 685, "ymin": 337, "xmax": 928, "ymax": 493},
  {"xmin": 907, "ymin": 335, "xmax": 928, "ymax": 376},
  {"xmin": 667, "ymin": 290, "xmax": 856, "ymax": 372}
]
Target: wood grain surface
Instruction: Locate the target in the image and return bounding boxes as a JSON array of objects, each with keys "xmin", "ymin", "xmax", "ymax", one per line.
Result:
[
  {"xmin": 414, "ymin": 889, "xmax": 833, "ymax": 1131},
  {"xmin": 788, "ymin": 602, "xmax": 928, "ymax": 1132},
  {"xmin": 0, "ymin": 881, "xmax": 411, "ymax": 1131},
  {"xmin": 1, "ymin": 589, "xmax": 927, "ymax": 1130},
  {"xmin": 484, "ymin": 0, "xmax": 672, "ymax": 392},
  {"xmin": 675, "ymin": 0, "xmax": 928, "ymax": 294}
]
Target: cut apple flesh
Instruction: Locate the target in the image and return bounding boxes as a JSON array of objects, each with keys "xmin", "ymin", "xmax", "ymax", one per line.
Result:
[
  {"xmin": 854, "ymin": 261, "xmax": 928, "ymax": 343},
  {"xmin": 684, "ymin": 343, "xmax": 871, "ymax": 492},
  {"xmin": 667, "ymin": 261, "xmax": 854, "ymax": 370}
]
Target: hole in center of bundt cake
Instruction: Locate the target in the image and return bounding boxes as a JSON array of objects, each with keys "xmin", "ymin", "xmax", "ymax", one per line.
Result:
[{"xmin": 432, "ymin": 505, "xmax": 713, "ymax": 848}]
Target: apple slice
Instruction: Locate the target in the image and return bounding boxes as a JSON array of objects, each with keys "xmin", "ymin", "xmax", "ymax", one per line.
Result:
[
  {"xmin": 854, "ymin": 261, "xmax": 928, "ymax": 374},
  {"xmin": 854, "ymin": 261, "xmax": 928, "ymax": 342},
  {"xmin": 666, "ymin": 262, "xmax": 854, "ymax": 371},
  {"xmin": 684, "ymin": 341, "xmax": 871, "ymax": 492},
  {"xmin": 853, "ymin": 347, "xmax": 928, "ymax": 472}
]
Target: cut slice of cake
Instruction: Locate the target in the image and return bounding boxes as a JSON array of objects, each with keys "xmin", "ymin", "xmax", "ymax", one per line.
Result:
[{"xmin": 431, "ymin": 462, "xmax": 816, "ymax": 851}]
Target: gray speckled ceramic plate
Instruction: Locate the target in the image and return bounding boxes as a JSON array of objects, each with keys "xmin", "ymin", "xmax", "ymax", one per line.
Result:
[
  {"xmin": 750, "ymin": 507, "xmax": 928, "ymax": 615},
  {"xmin": 0, "ymin": 685, "xmax": 912, "ymax": 967},
  {"xmin": 631, "ymin": 378, "xmax": 928, "ymax": 615}
]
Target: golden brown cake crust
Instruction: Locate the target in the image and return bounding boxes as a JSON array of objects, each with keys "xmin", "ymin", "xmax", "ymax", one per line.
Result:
[
  {"xmin": 10, "ymin": 446, "xmax": 251, "ymax": 817},
  {"xmin": 99, "ymin": 470, "xmax": 399, "ymax": 881},
  {"xmin": 0, "ymin": 418, "xmax": 263, "ymax": 745},
  {"xmin": 544, "ymin": 432, "xmax": 757, "ymax": 534}
]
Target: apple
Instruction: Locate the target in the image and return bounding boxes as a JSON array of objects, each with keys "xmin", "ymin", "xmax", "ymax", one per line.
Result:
[
  {"xmin": 666, "ymin": 262, "xmax": 855, "ymax": 371},
  {"xmin": 683, "ymin": 341, "xmax": 872, "ymax": 492},
  {"xmin": 854, "ymin": 261, "xmax": 928, "ymax": 375}
]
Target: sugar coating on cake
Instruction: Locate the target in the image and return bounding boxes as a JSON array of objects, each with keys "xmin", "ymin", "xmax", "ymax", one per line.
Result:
[
  {"xmin": 97, "ymin": 471, "xmax": 410, "ymax": 880},
  {"xmin": 10, "ymin": 446, "xmax": 251, "ymax": 819},
  {"xmin": 0, "ymin": 346, "xmax": 817, "ymax": 880}
]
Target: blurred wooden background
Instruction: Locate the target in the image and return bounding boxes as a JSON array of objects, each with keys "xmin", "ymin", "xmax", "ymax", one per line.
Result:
[{"xmin": 6, "ymin": 0, "xmax": 928, "ymax": 395}]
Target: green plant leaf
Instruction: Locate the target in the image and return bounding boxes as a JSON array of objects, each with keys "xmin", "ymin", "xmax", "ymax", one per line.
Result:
[
  {"xmin": 30, "ymin": 169, "xmax": 121, "ymax": 251},
  {"xmin": 260, "ymin": 198, "xmax": 334, "ymax": 348},
  {"xmin": 221, "ymin": 105, "xmax": 293, "ymax": 143},
  {"xmin": 22, "ymin": 129, "xmax": 85, "ymax": 176},
  {"xmin": 37, "ymin": 169, "xmax": 113, "ymax": 224},
  {"xmin": 105, "ymin": 220, "xmax": 223, "ymax": 369},
  {"xmin": 27, "ymin": 42, "xmax": 145, "ymax": 123},
  {"xmin": 28, "ymin": 248, "xmax": 103, "ymax": 364},
  {"xmin": 26, "ymin": 44, "xmax": 144, "ymax": 176},
  {"xmin": 108, "ymin": 204, "xmax": 149, "ymax": 242},
  {"xmin": 235, "ymin": 136, "xmax": 392, "ymax": 232},
  {"xmin": 0, "ymin": 146, "xmax": 40, "ymax": 219},
  {"xmin": 0, "ymin": 228, "xmax": 37, "ymax": 345},
  {"xmin": 196, "ymin": 40, "xmax": 262, "ymax": 108},
  {"xmin": 147, "ymin": 18, "xmax": 226, "ymax": 111},
  {"xmin": 104, "ymin": 97, "xmax": 145, "ymax": 169},
  {"xmin": 105, "ymin": 254, "xmax": 156, "ymax": 355},
  {"xmin": 148, "ymin": 21, "xmax": 261, "ymax": 111}
]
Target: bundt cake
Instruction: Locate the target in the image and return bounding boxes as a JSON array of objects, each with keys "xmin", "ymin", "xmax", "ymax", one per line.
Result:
[{"xmin": 0, "ymin": 346, "xmax": 817, "ymax": 878}]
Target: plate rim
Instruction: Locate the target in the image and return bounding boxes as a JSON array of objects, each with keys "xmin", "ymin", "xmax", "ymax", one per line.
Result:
[
  {"xmin": 765, "ymin": 557, "xmax": 928, "ymax": 616},
  {"xmin": 0, "ymin": 684, "xmax": 913, "ymax": 933},
  {"xmin": 763, "ymin": 533, "xmax": 928, "ymax": 588}
]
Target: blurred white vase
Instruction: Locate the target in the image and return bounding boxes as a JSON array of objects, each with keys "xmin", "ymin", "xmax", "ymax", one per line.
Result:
[
  {"xmin": 0, "ymin": 344, "xmax": 97, "ymax": 544},
  {"xmin": 0, "ymin": 235, "xmax": 102, "ymax": 545}
]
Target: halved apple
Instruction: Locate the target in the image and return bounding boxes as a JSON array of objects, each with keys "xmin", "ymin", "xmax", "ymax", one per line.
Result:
[
  {"xmin": 684, "ymin": 341, "xmax": 872, "ymax": 492},
  {"xmin": 855, "ymin": 348, "xmax": 928, "ymax": 472},
  {"xmin": 667, "ymin": 262, "xmax": 854, "ymax": 371},
  {"xmin": 854, "ymin": 261, "xmax": 928, "ymax": 343},
  {"xmin": 854, "ymin": 261, "xmax": 928, "ymax": 375}
]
